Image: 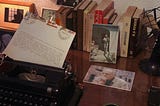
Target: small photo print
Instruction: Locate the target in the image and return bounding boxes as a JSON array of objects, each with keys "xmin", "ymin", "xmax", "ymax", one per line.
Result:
[
  {"xmin": 41, "ymin": 8, "xmax": 56, "ymax": 22},
  {"xmin": 4, "ymin": 8, "xmax": 24, "ymax": 24},
  {"xmin": 90, "ymin": 24, "xmax": 119, "ymax": 64},
  {"xmin": 83, "ymin": 65, "xmax": 135, "ymax": 91}
]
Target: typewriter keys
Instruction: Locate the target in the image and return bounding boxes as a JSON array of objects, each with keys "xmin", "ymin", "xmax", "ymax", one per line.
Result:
[{"xmin": 18, "ymin": 70, "xmax": 46, "ymax": 83}]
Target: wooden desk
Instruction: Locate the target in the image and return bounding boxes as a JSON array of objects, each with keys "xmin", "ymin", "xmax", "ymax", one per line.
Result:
[{"xmin": 66, "ymin": 49, "xmax": 160, "ymax": 106}]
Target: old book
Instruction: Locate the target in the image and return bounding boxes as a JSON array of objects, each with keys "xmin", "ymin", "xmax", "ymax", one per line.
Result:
[
  {"xmin": 120, "ymin": 6, "xmax": 137, "ymax": 57},
  {"xmin": 103, "ymin": 9, "xmax": 115, "ymax": 24},
  {"xmin": 72, "ymin": 0, "xmax": 85, "ymax": 32},
  {"xmin": 128, "ymin": 8, "xmax": 144, "ymax": 57},
  {"xmin": 83, "ymin": 1, "xmax": 97, "ymax": 52},
  {"xmin": 71, "ymin": 0, "xmax": 85, "ymax": 49},
  {"xmin": 77, "ymin": 0, "xmax": 92, "ymax": 50},
  {"xmin": 112, "ymin": 14, "xmax": 124, "ymax": 56},
  {"xmin": 108, "ymin": 12, "xmax": 117, "ymax": 24},
  {"xmin": 55, "ymin": 6, "xmax": 66, "ymax": 26},
  {"xmin": 94, "ymin": 0, "xmax": 114, "ymax": 24},
  {"xmin": 90, "ymin": 24, "xmax": 119, "ymax": 64},
  {"xmin": 60, "ymin": 6, "xmax": 73, "ymax": 27},
  {"xmin": 113, "ymin": 14, "xmax": 122, "ymax": 25},
  {"xmin": 85, "ymin": 4, "xmax": 98, "ymax": 52},
  {"xmin": 66, "ymin": 11, "xmax": 73, "ymax": 30}
]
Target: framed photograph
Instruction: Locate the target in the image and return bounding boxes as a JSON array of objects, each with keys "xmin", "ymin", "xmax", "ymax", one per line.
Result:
[
  {"xmin": 90, "ymin": 24, "xmax": 119, "ymax": 64},
  {"xmin": 41, "ymin": 8, "xmax": 56, "ymax": 22},
  {"xmin": 0, "ymin": 1, "xmax": 34, "ymax": 31}
]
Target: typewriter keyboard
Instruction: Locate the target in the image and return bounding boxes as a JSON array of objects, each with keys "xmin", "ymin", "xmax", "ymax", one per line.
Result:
[{"xmin": 0, "ymin": 85, "xmax": 55, "ymax": 106}]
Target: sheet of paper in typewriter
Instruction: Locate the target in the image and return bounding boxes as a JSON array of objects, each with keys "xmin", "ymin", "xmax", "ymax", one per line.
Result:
[{"xmin": 3, "ymin": 16, "xmax": 76, "ymax": 68}]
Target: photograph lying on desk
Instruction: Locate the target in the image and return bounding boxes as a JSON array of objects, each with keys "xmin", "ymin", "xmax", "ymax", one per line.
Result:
[
  {"xmin": 83, "ymin": 65, "xmax": 135, "ymax": 91},
  {"xmin": 90, "ymin": 24, "xmax": 119, "ymax": 64}
]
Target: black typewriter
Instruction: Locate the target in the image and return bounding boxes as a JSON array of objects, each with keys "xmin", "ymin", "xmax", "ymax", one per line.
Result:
[{"xmin": 0, "ymin": 57, "xmax": 80, "ymax": 106}]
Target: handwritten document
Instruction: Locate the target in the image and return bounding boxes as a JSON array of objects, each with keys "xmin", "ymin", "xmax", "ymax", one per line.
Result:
[{"xmin": 3, "ymin": 18, "xmax": 75, "ymax": 68}]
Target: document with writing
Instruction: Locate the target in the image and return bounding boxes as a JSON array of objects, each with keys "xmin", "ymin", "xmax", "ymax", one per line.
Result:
[{"xmin": 3, "ymin": 17, "xmax": 75, "ymax": 68}]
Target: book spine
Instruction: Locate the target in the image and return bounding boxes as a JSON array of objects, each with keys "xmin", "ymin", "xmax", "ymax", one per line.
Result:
[
  {"xmin": 120, "ymin": 6, "xmax": 137, "ymax": 57},
  {"xmin": 128, "ymin": 17, "xmax": 140, "ymax": 57},
  {"xmin": 94, "ymin": 1, "xmax": 114, "ymax": 24},
  {"xmin": 86, "ymin": 13, "xmax": 95, "ymax": 52},
  {"xmin": 103, "ymin": 17, "xmax": 109, "ymax": 24},
  {"xmin": 120, "ymin": 16, "xmax": 132, "ymax": 57},
  {"xmin": 94, "ymin": 10, "xmax": 103, "ymax": 24},
  {"xmin": 77, "ymin": 9, "xmax": 84, "ymax": 50},
  {"xmin": 108, "ymin": 13, "xmax": 117, "ymax": 24}
]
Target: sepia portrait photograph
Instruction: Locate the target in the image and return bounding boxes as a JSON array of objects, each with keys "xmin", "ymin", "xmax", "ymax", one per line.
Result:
[{"xmin": 90, "ymin": 24, "xmax": 119, "ymax": 64}]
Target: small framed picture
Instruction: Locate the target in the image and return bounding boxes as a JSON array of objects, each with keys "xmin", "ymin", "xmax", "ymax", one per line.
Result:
[
  {"xmin": 90, "ymin": 24, "xmax": 119, "ymax": 64},
  {"xmin": 41, "ymin": 8, "xmax": 56, "ymax": 22},
  {"xmin": 0, "ymin": 1, "xmax": 34, "ymax": 31}
]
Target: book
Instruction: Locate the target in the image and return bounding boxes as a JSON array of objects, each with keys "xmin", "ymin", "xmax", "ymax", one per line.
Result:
[
  {"xmin": 128, "ymin": 8, "xmax": 144, "ymax": 57},
  {"xmin": 90, "ymin": 24, "xmax": 119, "ymax": 64},
  {"xmin": 3, "ymin": 15, "xmax": 76, "ymax": 68},
  {"xmin": 112, "ymin": 14, "xmax": 124, "ymax": 56},
  {"xmin": 112, "ymin": 13, "xmax": 122, "ymax": 25},
  {"xmin": 103, "ymin": 9, "xmax": 115, "ymax": 24},
  {"xmin": 120, "ymin": 6, "xmax": 137, "ymax": 57},
  {"xmin": 71, "ymin": 0, "xmax": 86, "ymax": 49},
  {"xmin": 85, "ymin": 3, "xmax": 98, "ymax": 52},
  {"xmin": 66, "ymin": 11, "xmax": 73, "ymax": 30},
  {"xmin": 77, "ymin": 0, "xmax": 92, "ymax": 50},
  {"xmin": 83, "ymin": 65, "xmax": 135, "ymax": 91},
  {"xmin": 108, "ymin": 12, "xmax": 118, "ymax": 24},
  {"xmin": 55, "ymin": 6, "xmax": 66, "ymax": 26},
  {"xmin": 83, "ymin": 1, "xmax": 97, "ymax": 52},
  {"xmin": 94, "ymin": 0, "xmax": 114, "ymax": 24},
  {"xmin": 60, "ymin": 6, "xmax": 73, "ymax": 28}
]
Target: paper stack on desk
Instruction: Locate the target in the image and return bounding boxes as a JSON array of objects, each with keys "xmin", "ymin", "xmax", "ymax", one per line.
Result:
[{"xmin": 3, "ymin": 16, "xmax": 76, "ymax": 68}]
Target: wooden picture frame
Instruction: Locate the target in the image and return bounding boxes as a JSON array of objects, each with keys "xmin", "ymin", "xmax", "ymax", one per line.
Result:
[
  {"xmin": 0, "ymin": 0, "xmax": 34, "ymax": 31},
  {"xmin": 41, "ymin": 7, "xmax": 56, "ymax": 22},
  {"xmin": 90, "ymin": 24, "xmax": 119, "ymax": 64}
]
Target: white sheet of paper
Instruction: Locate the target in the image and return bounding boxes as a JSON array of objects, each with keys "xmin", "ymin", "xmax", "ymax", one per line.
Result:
[{"xmin": 3, "ymin": 18, "xmax": 75, "ymax": 68}]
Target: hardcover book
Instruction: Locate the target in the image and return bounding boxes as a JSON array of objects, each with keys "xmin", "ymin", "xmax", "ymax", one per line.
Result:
[
  {"xmin": 90, "ymin": 24, "xmax": 119, "ymax": 64},
  {"xmin": 61, "ymin": 6, "xmax": 73, "ymax": 27},
  {"xmin": 103, "ymin": 9, "xmax": 115, "ymax": 24},
  {"xmin": 77, "ymin": 0, "xmax": 92, "ymax": 50},
  {"xmin": 55, "ymin": 6, "xmax": 66, "ymax": 26},
  {"xmin": 108, "ymin": 12, "xmax": 118, "ymax": 24},
  {"xmin": 120, "ymin": 6, "xmax": 137, "ymax": 57},
  {"xmin": 71, "ymin": 0, "xmax": 85, "ymax": 49},
  {"xmin": 83, "ymin": 65, "xmax": 135, "ymax": 91},
  {"xmin": 85, "ymin": 3, "xmax": 98, "ymax": 52},
  {"xmin": 128, "ymin": 8, "xmax": 144, "ymax": 57},
  {"xmin": 83, "ymin": 1, "xmax": 97, "ymax": 52},
  {"xmin": 94, "ymin": 0, "xmax": 114, "ymax": 24}
]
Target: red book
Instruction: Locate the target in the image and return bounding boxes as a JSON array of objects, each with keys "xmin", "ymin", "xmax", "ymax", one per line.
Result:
[
  {"xmin": 94, "ymin": 0, "xmax": 114, "ymax": 24},
  {"xmin": 103, "ymin": 9, "xmax": 115, "ymax": 24}
]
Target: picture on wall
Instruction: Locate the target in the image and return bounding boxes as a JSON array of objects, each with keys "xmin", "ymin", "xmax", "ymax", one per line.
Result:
[
  {"xmin": 0, "ymin": 1, "xmax": 34, "ymax": 30},
  {"xmin": 4, "ymin": 8, "xmax": 24, "ymax": 24}
]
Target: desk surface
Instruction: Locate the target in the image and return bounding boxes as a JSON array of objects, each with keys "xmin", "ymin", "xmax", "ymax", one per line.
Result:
[{"xmin": 66, "ymin": 49, "xmax": 160, "ymax": 106}]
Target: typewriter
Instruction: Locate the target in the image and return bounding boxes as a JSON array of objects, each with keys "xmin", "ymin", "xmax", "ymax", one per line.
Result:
[{"xmin": 0, "ymin": 57, "xmax": 79, "ymax": 106}]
